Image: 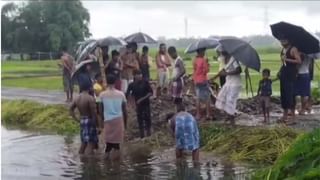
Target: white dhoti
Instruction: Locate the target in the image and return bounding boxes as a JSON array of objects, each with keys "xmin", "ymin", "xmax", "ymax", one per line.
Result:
[{"xmin": 215, "ymin": 84, "xmax": 241, "ymax": 115}]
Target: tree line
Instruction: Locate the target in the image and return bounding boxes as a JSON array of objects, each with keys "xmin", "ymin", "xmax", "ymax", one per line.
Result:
[{"xmin": 1, "ymin": 0, "xmax": 90, "ymax": 53}]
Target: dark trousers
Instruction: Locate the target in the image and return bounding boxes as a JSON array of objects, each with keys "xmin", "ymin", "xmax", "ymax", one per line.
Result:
[
  {"xmin": 136, "ymin": 103, "xmax": 151, "ymax": 138},
  {"xmin": 280, "ymin": 78, "xmax": 296, "ymax": 109},
  {"xmin": 219, "ymin": 76, "xmax": 226, "ymax": 87}
]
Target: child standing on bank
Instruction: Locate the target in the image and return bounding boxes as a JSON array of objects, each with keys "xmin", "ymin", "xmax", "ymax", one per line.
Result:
[{"xmin": 257, "ymin": 68, "xmax": 275, "ymax": 123}]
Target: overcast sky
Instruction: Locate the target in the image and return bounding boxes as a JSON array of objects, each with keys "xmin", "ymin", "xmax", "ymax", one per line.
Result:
[
  {"xmin": 82, "ymin": 1, "xmax": 320, "ymax": 39},
  {"xmin": 1, "ymin": 1, "xmax": 319, "ymax": 39}
]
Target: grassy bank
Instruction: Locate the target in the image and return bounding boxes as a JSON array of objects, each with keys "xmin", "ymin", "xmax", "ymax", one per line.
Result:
[
  {"xmin": 252, "ymin": 128, "xmax": 320, "ymax": 180},
  {"xmin": 1, "ymin": 100, "xmax": 78, "ymax": 135}
]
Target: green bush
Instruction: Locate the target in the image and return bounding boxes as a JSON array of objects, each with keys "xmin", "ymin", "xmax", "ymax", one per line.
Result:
[{"xmin": 252, "ymin": 128, "xmax": 320, "ymax": 180}]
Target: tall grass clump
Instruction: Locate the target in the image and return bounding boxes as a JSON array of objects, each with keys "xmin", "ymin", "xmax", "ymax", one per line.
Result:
[
  {"xmin": 201, "ymin": 125, "xmax": 299, "ymax": 164},
  {"xmin": 252, "ymin": 128, "xmax": 320, "ymax": 180}
]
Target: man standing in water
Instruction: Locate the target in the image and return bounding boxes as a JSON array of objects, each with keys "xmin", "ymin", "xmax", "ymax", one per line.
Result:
[
  {"xmin": 100, "ymin": 74, "xmax": 128, "ymax": 159},
  {"xmin": 168, "ymin": 46, "xmax": 186, "ymax": 106},
  {"xmin": 59, "ymin": 47, "xmax": 75, "ymax": 102},
  {"xmin": 70, "ymin": 81, "xmax": 100, "ymax": 154},
  {"xmin": 277, "ymin": 36, "xmax": 301, "ymax": 123},
  {"xmin": 126, "ymin": 70, "xmax": 153, "ymax": 138}
]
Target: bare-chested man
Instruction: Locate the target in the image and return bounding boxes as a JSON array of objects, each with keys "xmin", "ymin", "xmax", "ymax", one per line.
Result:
[
  {"xmin": 70, "ymin": 82, "xmax": 102, "ymax": 154},
  {"xmin": 59, "ymin": 47, "xmax": 75, "ymax": 102}
]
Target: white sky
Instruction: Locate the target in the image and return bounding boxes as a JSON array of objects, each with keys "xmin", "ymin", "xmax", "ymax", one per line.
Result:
[
  {"xmin": 1, "ymin": 1, "xmax": 320, "ymax": 39},
  {"xmin": 82, "ymin": 1, "xmax": 320, "ymax": 39}
]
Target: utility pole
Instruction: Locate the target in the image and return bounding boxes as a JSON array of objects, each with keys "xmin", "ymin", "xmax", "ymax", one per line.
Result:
[{"xmin": 184, "ymin": 17, "xmax": 188, "ymax": 38}]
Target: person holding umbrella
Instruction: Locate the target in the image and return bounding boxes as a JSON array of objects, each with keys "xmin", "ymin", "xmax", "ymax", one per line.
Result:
[
  {"xmin": 213, "ymin": 47, "xmax": 242, "ymax": 125},
  {"xmin": 193, "ymin": 48, "xmax": 211, "ymax": 120},
  {"xmin": 277, "ymin": 36, "xmax": 301, "ymax": 123}
]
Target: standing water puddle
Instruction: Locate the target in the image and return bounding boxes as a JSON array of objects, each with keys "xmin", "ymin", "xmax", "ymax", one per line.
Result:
[{"xmin": 1, "ymin": 126, "xmax": 251, "ymax": 180}]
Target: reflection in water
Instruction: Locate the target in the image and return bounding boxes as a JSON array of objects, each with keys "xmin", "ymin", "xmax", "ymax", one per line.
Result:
[{"xmin": 1, "ymin": 126, "xmax": 251, "ymax": 180}]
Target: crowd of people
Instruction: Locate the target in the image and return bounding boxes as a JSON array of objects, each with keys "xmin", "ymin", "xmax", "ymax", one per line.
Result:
[{"xmin": 60, "ymin": 37, "xmax": 316, "ymax": 161}]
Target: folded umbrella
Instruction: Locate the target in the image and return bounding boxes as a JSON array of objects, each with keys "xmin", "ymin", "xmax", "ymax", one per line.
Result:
[
  {"xmin": 124, "ymin": 32, "xmax": 157, "ymax": 44},
  {"xmin": 185, "ymin": 38, "xmax": 219, "ymax": 53},
  {"xmin": 97, "ymin": 36, "xmax": 127, "ymax": 47},
  {"xmin": 218, "ymin": 38, "xmax": 261, "ymax": 72},
  {"xmin": 270, "ymin": 21, "xmax": 320, "ymax": 54}
]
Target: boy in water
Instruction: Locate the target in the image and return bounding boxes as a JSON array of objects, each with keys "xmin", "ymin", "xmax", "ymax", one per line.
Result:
[
  {"xmin": 70, "ymin": 82, "xmax": 101, "ymax": 154},
  {"xmin": 257, "ymin": 69, "xmax": 274, "ymax": 123},
  {"xmin": 167, "ymin": 103, "xmax": 200, "ymax": 162},
  {"xmin": 100, "ymin": 74, "xmax": 128, "ymax": 159}
]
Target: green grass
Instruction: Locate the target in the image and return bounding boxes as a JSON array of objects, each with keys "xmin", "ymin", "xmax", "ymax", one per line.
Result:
[
  {"xmin": 252, "ymin": 128, "xmax": 320, "ymax": 180},
  {"xmin": 1, "ymin": 100, "xmax": 79, "ymax": 135},
  {"xmin": 1, "ymin": 50, "xmax": 319, "ymax": 92},
  {"xmin": 2, "ymin": 76, "xmax": 64, "ymax": 90}
]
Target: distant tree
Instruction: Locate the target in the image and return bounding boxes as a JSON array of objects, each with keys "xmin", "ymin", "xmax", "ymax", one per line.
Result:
[{"xmin": 1, "ymin": 0, "xmax": 91, "ymax": 53}]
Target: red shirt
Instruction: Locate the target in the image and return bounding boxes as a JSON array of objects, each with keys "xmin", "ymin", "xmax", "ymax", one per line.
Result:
[{"xmin": 193, "ymin": 57, "xmax": 209, "ymax": 84}]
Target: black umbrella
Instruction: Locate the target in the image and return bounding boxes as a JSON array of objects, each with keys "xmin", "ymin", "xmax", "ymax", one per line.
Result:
[
  {"xmin": 218, "ymin": 38, "xmax": 261, "ymax": 72},
  {"xmin": 270, "ymin": 21, "xmax": 320, "ymax": 54},
  {"xmin": 184, "ymin": 38, "xmax": 219, "ymax": 53},
  {"xmin": 124, "ymin": 32, "xmax": 157, "ymax": 44},
  {"xmin": 97, "ymin": 36, "xmax": 127, "ymax": 47}
]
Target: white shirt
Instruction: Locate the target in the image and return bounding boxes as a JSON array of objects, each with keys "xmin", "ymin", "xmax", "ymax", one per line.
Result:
[
  {"xmin": 224, "ymin": 56, "xmax": 241, "ymax": 86},
  {"xmin": 172, "ymin": 56, "xmax": 181, "ymax": 78},
  {"xmin": 298, "ymin": 56, "xmax": 311, "ymax": 74}
]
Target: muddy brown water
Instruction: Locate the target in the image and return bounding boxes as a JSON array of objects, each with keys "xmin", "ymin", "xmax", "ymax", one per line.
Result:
[{"xmin": 1, "ymin": 126, "xmax": 252, "ymax": 180}]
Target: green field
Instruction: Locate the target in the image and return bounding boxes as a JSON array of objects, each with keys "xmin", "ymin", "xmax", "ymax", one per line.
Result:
[{"xmin": 2, "ymin": 48, "xmax": 320, "ymax": 96}]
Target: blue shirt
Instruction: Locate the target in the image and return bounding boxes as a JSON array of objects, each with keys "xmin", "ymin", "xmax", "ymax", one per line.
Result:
[{"xmin": 99, "ymin": 89, "xmax": 126, "ymax": 121}]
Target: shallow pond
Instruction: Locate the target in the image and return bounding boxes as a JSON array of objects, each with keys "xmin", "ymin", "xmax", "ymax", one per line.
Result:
[{"xmin": 1, "ymin": 126, "xmax": 252, "ymax": 180}]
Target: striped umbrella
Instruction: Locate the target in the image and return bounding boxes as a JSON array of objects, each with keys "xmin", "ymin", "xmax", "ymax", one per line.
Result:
[{"xmin": 124, "ymin": 32, "xmax": 157, "ymax": 44}]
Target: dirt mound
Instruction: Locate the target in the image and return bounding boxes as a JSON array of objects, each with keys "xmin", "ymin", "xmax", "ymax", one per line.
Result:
[{"xmin": 237, "ymin": 97, "xmax": 282, "ymax": 115}]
